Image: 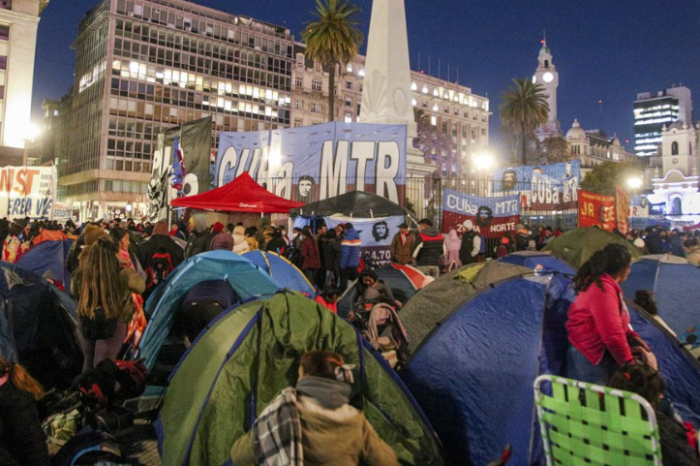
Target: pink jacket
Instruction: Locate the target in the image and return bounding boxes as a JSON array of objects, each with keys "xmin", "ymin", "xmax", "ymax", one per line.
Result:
[{"xmin": 566, "ymin": 274, "xmax": 638, "ymax": 365}]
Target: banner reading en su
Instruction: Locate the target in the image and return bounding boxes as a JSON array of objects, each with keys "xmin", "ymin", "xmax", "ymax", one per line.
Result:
[{"xmin": 578, "ymin": 190, "xmax": 616, "ymax": 232}]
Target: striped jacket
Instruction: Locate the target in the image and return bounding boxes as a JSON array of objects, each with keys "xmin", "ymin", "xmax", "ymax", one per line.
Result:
[{"xmin": 339, "ymin": 228, "xmax": 361, "ymax": 270}]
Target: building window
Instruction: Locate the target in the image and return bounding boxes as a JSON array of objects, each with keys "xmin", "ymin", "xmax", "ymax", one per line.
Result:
[
  {"xmin": 0, "ymin": 1, "xmax": 11, "ymax": 11},
  {"xmin": 295, "ymin": 76, "xmax": 303, "ymax": 88},
  {"xmin": 0, "ymin": 26, "xmax": 9, "ymax": 41},
  {"xmin": 312, "ymin": 80, "xmax": 322, "ymax": 91},
  {"xmin": 344, "ymin": 112, "xmax": 352, "ymax": 123},
  {"xmin": 294, "ymin": 99, "xmax": 302, "ymax": 110},
  {"xmin": 345, "ymin": 97, "xmax": 352, "ymax": 107},
  {"xmin": 346, "ymin": 81, "xmax": 352, "ymax": 89},
  {"xmin": 294, "ymin": 118, "xmax": 302, "ymax": 127},
  {"xmin": 0, "ymin": 56, "xmax": 6, "ymax": 70},
  {"xmin": 311, "ymin": 102, "xmax": 322, "ymax": 113},
  {"xmin": 672, "ymin": 141, "xmax": 679, "ymax": 155},
  {"xmin": 0, "ymin": 85, "xmax": 5, "ymax": 100}
]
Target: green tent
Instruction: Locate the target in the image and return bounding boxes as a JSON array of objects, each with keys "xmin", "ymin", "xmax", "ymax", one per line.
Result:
[
  {"xmin": 156, "ymin": 291, "xmax": 443, "ymax": 465},
  {"xmin": 401, "ymin": 261, "xmax": 531, "ymax": 351},
  {"xmin": 542, "ymin": 227, "xmax": 640, "ymax": 268}
]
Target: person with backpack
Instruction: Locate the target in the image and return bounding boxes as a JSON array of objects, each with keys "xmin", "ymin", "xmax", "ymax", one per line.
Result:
[
  {"xmin": 0, "ymin": 356, "xmax": 50, "ymax": 466},
  {"xmin": 138, "ymin": 220, "xmax": 184, "ymax": 299},
  {"xmin": 412, "ymin": 219, "xmax": 445, "ymax": 278}
]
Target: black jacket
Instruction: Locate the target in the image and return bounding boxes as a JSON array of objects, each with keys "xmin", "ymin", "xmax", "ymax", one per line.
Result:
[
  {"xmin": 459, "ymin": 230, "xmax": 479, "ymax": 264},
  {"xmin": 413, "ymin": 227, "xmax": 444, "ymax": 267},
  {"xmin": 138, "ymin": 234, "xmax": 185, "ymax": 271},
  {"xmin": 320, "ymin": 236, "xmax": 341, "ymax": 272},
  {"xmin": 185, "ymin": 230, "xmax": 213, "ymax": 259},
  {"xmin": 0, "ymin": 383, "xmax": 50, "ymax": 466},
  {"xmin": 657, "ymin": 411, "xmax": 699, "ymax": 466}
]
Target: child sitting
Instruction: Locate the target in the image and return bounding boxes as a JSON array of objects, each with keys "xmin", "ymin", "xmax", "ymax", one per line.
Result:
[{"xmin": 608, "ymin": 364, "xmax": 699, "ymax": 465}]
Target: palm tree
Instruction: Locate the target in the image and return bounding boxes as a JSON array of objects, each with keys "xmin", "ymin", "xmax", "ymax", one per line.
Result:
[
  {"xmin": 500, "ymin": 78, "xmax": 549, "ymax": 166},
  {"xmin": 302, "ymin": 0, "xmax": 364, "ymax": 122}
]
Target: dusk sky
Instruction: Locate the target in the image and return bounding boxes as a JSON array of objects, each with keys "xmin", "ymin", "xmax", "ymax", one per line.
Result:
[{"xmin": 32, "ymin": 0, "xmax": 700, "ymax": 160}]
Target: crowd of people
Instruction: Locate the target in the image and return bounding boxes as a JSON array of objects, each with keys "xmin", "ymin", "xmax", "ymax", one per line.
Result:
[{"xmin": 1, "ymin": 213, "xmax": 699, "ymax": 465}]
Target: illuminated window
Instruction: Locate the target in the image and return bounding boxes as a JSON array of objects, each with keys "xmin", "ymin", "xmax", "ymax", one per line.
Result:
[{"xmin": 0, "ymin": 26, "xmax": 8, "ymax": 41}]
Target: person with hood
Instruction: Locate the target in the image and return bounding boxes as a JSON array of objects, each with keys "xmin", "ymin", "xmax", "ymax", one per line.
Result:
[
  {"xmin": 390, "ymin": 223, "xmax": 414, "ymax": 265},
  {"xmin": 443, "ymin": 228, "xmax": 462, "ymax": 270},
  {"xmin": 339, "ymin": 223, "xmax": 361, "ymax": 290},
  {"xmin": 1, "ymin": 219, "xmax": 30, "ymax": 263},
  {"xmin": 412, "ymin": 219, "xmax": 445, "ymax": 278},
  {"xmin": 230, "ymin": 350, "xmax": 397, "ymax": 466},
  {"xmin": 138, "ymin": 219, "xmax": 185, "ymax": 298},
  {"xmin": 185, "ymin": 214, "xmax": 213, "ymax": 259},
  {"xmin": 514, "ymin": 223, "xmax": 531, "ymax": 251},
  {"xmin": 210, "ymin": 223, "xmax": 235, "ymax": 251},
  {"xmin": 265, "ymin": 227, "xmax": 288, "ymax": 255},
  {"xmin": 0, "ymin": 356, "xmax": 51, "ymax": 466},
  {"xmin": 458, "ymin": 220, "xmax": 480, "ymax": 265},
  {"xmin": 71, "ymin": 234, "xmax": 145, "ymax": 371},
  {"xmin": 232, "ymin": 225, "xmax": 250, "ymax": 253}
]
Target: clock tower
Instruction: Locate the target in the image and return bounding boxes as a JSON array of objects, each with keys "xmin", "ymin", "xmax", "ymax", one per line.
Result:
[{"xmin": 532, "ymin": 38, "xmax": 562, "ymax": 140}]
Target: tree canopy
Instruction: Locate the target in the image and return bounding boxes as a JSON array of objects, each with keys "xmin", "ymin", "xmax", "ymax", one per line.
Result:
[
  {"xmin": 581, "ymin": 161, "xmax": 639, "ymax": 195},
  {"xmin": 500, "ymin": 78, "xmax": 549, "ymax": 166},
  {"xmin": 302, "ymin": 0, "xmax": 364, "ymax": 122}
]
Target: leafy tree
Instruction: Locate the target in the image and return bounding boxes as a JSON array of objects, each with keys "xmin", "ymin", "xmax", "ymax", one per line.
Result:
[
  {"xmin": 581, "ymin": 161, "xmax": 639, "ymax": 195},
  {"xmin": 536, "ymin": 136, "xmax": 571, "ymax": 164},
  {"xmin": 302, "ymin": 0, "xmax": 364, "ymax": 122},
  {"xmin": 500, "ymin": 78, "xmax": 549, "ymax": 166}
]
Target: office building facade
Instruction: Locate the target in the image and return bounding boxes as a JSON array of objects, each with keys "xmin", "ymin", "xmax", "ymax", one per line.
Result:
[
  {"xmin": 60, "ymin": 0, "xmax": 294, "ymax": 218},
  {"xmin": 634, "ymin": 85, "xmax": 693, "ymax": 157}
]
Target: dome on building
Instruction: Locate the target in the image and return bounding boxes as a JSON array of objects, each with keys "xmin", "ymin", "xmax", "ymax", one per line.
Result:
[{"xmin": 566, "ymin": 119, "xmax": 586, "ymax": 141}]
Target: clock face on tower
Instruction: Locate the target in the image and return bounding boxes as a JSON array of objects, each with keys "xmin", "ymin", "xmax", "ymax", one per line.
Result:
[{"xmin": 543, "ymin": 72, "xmax": 554, "ymax": 83}]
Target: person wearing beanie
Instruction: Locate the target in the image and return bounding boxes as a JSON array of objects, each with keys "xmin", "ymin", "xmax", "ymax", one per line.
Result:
[
  {"xmin": 459, "ymin": 220, "xmax": 481, "ymax": 265},
  {"xmin": 633, "ymin": 237, "xmax": 647, "ymax": 255},
  {"xmin": 210, "ymin": 223, "xmax": 234, "ymax": 251},
  {"xmin": 185, "ymin": 213, "xmax": 214, "ymax": 259}
]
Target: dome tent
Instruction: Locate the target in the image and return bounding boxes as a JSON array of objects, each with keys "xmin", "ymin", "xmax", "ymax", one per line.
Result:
[
  {"xmin": 15, "ymin": 238, "xmax": 74, "ymax": 289},
  {"xmin": 400, "ymin": 261, "xmax": 531, "ymax": 351},
  {"xmin": 136, "ymin": 251, "xmax": 279, "ymax": 372},
  {"xmin": 242, "ymin": 250, "xmax": 316, "ymax": 297},
  {"xmin": 0, "ymin": 263, "xmax": 82, "ymax": 389},
  {"xmin": 156, "ymin": 291, "xmax": 443, "ymax": 465},
  {"xmin": 621, "ymin": 254, "xmax": 700, "ymax": 339},
  {"xmin": 499, "ymin": 250, "xmax": 576, "ymax": 275},
  {"xmin": 542, "ymin": 226, "xmax": 640, "ymax": 268},
  {"xmin": 400, "ymin": 265, "xmax": 700, "ymax": 465}
]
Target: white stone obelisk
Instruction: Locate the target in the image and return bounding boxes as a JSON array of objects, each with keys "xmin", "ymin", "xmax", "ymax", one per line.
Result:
[{"xmin": 360, "ymin": 0, "xmax": 435, "ymax": 213}]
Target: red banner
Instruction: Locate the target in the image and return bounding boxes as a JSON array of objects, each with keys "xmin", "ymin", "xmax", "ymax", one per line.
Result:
[
  {"xmin": 579, "ymin": 190, "xmax": 616, "ymax": 232},
  {"xmin": 442, "ymin": 211, "xmax": 521, "ymax": 239},
  {"xmin": 615, "ymin": 186, "xmax": 630, "ymax": 235}
]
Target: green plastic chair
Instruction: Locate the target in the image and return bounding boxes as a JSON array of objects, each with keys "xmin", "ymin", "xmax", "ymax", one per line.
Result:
[{"xmin": 534, "ymin": 375, "xmax": 662, "ymax": 466}]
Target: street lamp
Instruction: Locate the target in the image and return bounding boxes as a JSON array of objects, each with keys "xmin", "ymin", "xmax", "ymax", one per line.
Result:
[
  {"xmin": 22, "ymin": 123, "xmax": 40, "ymax": 168},
  {"xmin": 627, "ymin": 177, "xmax": 642, "ymax": 190},
  {"xmin": 473, "ymin": 152, "xmax": 494, "ymax": 196}
]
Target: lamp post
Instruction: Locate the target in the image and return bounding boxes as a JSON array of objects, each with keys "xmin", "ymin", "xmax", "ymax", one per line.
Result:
[{"xmin": 473, "ymin": 152, "xmax": 494, "ymax": 196}]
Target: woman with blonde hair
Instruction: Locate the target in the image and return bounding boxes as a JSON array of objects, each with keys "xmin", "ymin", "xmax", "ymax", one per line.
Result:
[
  {"xmin": 72, "ymin": 236, "xmax": 145, "ymax": 371},
  {"xmin": 0, "ymin": 356, "xmax": 50, "ymax": 465}
]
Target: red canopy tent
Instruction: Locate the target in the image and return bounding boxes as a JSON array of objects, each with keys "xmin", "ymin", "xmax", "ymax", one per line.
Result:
[{"xmin": 171, "ymin": 172, "xmax": 304, "ymax": 213}]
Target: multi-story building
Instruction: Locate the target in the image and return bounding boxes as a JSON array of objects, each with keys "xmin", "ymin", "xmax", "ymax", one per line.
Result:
[
  {"xmin": 0, "ymin": 0, "xmax": 49, "ymax": 165},
  {"xmin": 291, "ymin": 44, "xmax": 490, "ymax": 189},
  {"xmin": 565, "ymin": 119, "xmax": 637, "ymax": 176},
  {"xmin": 59, "ymin": 0, "xmax": 293, "ymax": 218},
  {"xmin": 634, "ymin": 85, "xmax": 693, "ymax": 157}
]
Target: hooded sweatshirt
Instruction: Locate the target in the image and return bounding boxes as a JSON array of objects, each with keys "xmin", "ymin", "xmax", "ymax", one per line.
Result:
[
  {"xmin": 184, "ymin": 214, "xmax": 213, "ymax": 259},
  {"xmin": 232, "ymin": 226, "xmax": 250, "ymax": 254}
]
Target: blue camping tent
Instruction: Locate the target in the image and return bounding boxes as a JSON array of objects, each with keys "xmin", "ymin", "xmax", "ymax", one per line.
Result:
[
  {"xmin": 499, "ymin": 250, "xmax": 576, "ymax": 275},
  {"xmin": 15, "ymin": 239, "xmax": 74, "ymax": 289},
  {"xmin": 136, "ymin": 251, "xmax": 280, "ymax": 372},
  {"xmin": 0, "ymin": 263, "xmax": 81, "ymax": 389},
  {"xmin": 621, "ymin": 254, "xmax": 700, "ymax": 338},
  {"xmin": 242, "ymin": 250, "xmax": 316, "ymax": 297},
  {"xmin": 400, "ymin": 265, "xmax": 700, "ymax": 465}
]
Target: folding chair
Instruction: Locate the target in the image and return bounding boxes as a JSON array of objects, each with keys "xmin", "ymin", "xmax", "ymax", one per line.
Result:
[{"xmin": 534, "ymin": 375, "xmax": 662, "ymax": 466}]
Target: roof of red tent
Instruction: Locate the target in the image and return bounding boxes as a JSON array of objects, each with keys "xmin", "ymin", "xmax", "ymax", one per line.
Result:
[{"xmin": 170, "ymin": 172, "xmax": 304, "ymax": 213}]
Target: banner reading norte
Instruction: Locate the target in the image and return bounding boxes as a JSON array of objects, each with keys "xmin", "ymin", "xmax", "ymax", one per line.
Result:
[
  {"xmin": 442, "ymin": 189, "xmax": 521, "ymax": 238},
  {"xmin": 215, "ymin": 122, "xmax": 407, "ymax": 205}
]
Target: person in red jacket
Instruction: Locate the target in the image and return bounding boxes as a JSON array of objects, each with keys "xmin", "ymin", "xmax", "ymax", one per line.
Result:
[
  {"xmin": 566, "ymin": 243, "xmax": 656, "ymax": 385},
  {"xmin": 300, "ymin": 228, "xmax": 321, "ymax": 285}
]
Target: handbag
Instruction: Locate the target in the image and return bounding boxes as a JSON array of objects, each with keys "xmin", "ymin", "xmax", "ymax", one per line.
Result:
[{"xmin": 81, "ymin": 306, "xmax": 118, "ymax": 340}]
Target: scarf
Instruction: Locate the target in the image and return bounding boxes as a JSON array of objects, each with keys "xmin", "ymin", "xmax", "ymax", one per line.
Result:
[
  {"xmin": 296, "ymin": 376, "xmax": 351, "ymax": 410},
  {"xmin": 252, "ymin": 387, "xmax": 303, "ymax": 466},
  {"xmin": 400, "ymin": 231, "xmax": 407, "ymax": 246}
]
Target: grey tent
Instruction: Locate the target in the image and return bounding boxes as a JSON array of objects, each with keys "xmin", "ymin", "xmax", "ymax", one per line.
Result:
[
  {"xmin": 291, "ymin": 191, "xmax": 409, "ymax": 218},
  {"xmin": 401, "ymin": 261, "xmax": 531, "ymax": 350}
]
